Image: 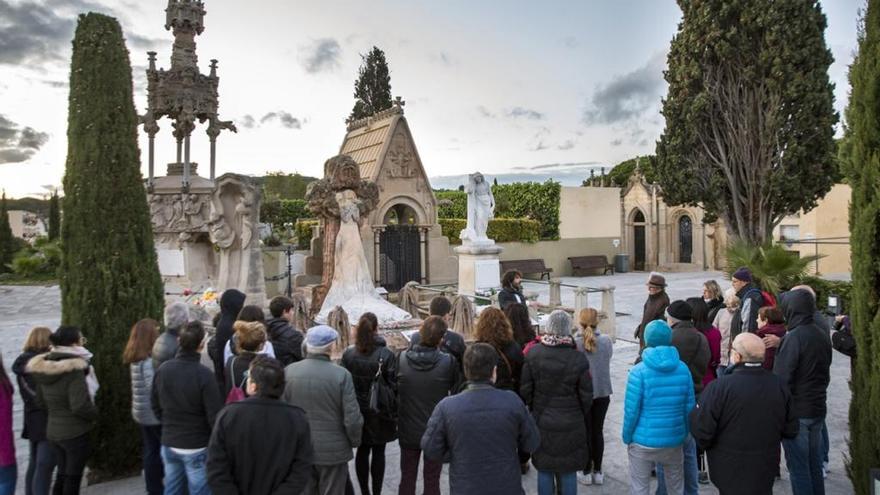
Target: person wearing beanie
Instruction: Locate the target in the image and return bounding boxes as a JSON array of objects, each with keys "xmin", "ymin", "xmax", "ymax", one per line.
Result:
[
  {"xmin": 656, "ymin": 300, "xmax": 710, "ymax": 495},
  {"xmin": 521, "ymin": 310, "xmax": 593, "ymax": 495},
  {"xmin": 282, "ymin": 325, "xmax": 362, "ymax": 494},
  {"xmin": 730, "ymin": 267, "xmax": 765, "ymax": 339},
  {"xmin": 622, "ymin": 320, "xmax": 694, "ymax": 495},
  {"xmin": 635, "ymin": 272, "xmax": 671, "ymax": 355}
]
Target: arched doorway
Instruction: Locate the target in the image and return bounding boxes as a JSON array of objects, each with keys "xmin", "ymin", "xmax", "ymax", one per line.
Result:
[
  {"xmin": 678, "ymin": 215, "xmax": 693, "ymax": 263},
  {"xmin": 379, "ymin": 204, "xmax": 422, "ymax": 291},
  {"xmin": 632, "ymin": 209, "xmax": 647, "ymax": 271}
]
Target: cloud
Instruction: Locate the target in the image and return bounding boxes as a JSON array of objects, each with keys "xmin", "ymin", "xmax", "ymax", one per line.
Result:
[
  {"xmin": 583, "ymin": 52, "xmax": 666, "ymax": 125},
  {"xmin": 610, "ymin": 138, "xmax": 623, "ymax": 146},
  {"xmin": 259, "ymin": 111, "xmax": 303, "ymax": 129},
  {"xmin": 531, "ymin": 141, "xmax": 548, "ymax": 151},
  {"xmin": 0, "ymin": 114, "xmax": 49, "ymax": 164},
  {"xmin": 507, "ymin": 107, "xmax": 545, "ymax": 120},
  {"xmin": 557, "ymin": 139, "xmax": 576, "ymax": 150},
  {"xmin": 561, "ymin": 36, "xmax": 578, "ymax": 49},
  {"xmin": 476, "ymin": 106, "xmax": 495, "ymax": 119},
  {"xmin": 239, "ymin": 115, "xmax": 256, "ymax": 129},
  {"xmin": 0, "ymin": 0, "xmax": 162, "ymax": 67},
  {"xmin": 431, "ymin": 51, "xmax": 454, "ymax": 66},
  {"xmin": 299, "ymin": 38, "xmax": 341, "ymax": 73}
]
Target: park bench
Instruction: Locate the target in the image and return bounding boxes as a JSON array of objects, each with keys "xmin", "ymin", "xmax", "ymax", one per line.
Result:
[
  {"xmin": 500, "ymin": 259, "xmax": 553, "ymax": 280},
  {"xmin": 568, "ymin": 255, "xmax": 614, "ymax": 276}
]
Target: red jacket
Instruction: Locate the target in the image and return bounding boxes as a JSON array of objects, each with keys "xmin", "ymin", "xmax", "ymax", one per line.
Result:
[{"xmin": 757, "ymin": 323, "xmax": 787, "ymax": 370}]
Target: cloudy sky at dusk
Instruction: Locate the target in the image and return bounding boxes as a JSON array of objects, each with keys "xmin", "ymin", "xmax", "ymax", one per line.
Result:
[{"xmin": 0, "ymin": 0, "xmax": 864, "ymax": 198}]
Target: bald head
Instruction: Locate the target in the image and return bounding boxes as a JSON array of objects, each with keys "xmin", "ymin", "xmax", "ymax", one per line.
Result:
[
  {"xmin": 732, "ymin": 333, "xmax": 766, "ymax": 364},
  {"xmin": 791, "ymin": 284, "xmax": 816, "ymax": 300}
]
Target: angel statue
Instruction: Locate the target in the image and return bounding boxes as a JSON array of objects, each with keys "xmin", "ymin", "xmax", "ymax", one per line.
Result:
[{"xmin": 459, "ymin": 172, "xmax": 495, "ymax": 243}]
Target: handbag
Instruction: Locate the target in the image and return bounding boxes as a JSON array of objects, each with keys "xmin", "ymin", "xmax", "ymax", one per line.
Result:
[{"xmin": 367, "ymin": 357, "xmax": 396, "ymax": 415}]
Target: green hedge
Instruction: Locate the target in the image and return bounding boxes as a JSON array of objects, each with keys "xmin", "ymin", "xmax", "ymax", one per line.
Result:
[
  {"xmin": 295, "ymin": 220, "xmax": 319, "ymax": 249},
  {"xmin": 797, "ymin": 276, "xmax": 853, "ymax": 312},
  {"xmin": 435, "ymin": 181, "xmax": 561, "ymax": 240},
  {"xmin": 261, "ymin": 199, "xmax": 309, "ymax": 227},
  {"xmin": 439, "ymin": 218, "xmax": 540, "ymax": 245}
]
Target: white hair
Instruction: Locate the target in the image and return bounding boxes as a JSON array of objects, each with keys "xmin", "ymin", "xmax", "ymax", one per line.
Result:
[{"xmin": 163, "ymin": 302, "xmax": 190, "ymax": 330}]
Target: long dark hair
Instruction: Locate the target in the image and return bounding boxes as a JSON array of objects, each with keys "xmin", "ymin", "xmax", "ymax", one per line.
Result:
[
  {"xmin": 686, "ymin": 297, "xmax": 712, "ymax": 331},
  {"xmin": 504, "ymin": 303, "xmax": 535, "ymax": 347},
  {"xmin": 501, "ymin": 270, "xmax": 521, "ymax": 290},
  {"xmin": 355, "ymin": 312, "xmax": 379, "ymax": 355}
]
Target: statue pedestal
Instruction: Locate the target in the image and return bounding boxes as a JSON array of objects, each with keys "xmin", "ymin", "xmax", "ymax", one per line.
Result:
[{"xmin": 455, "ymin": 242, "xmax": 503, "ymax": 296}]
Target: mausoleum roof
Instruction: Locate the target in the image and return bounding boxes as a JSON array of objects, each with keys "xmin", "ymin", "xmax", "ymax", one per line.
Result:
[{"xmin": 339, "ymin": 103, "xmax": 407, "ymax": 181}]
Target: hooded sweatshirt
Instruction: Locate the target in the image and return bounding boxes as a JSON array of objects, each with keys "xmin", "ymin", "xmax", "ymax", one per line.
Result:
[
  {"xmin": 773, "ymin": 290, "xmax": 832, "ymax": 419},
  {"xmin": 209, "ymin": 289, "xmax": 246, "ymax": 386},
  {"xmin": 622, "ymin": 345, "xmax": 695, "ymax": 448},
  {"xmin": 396, "ymin": 345, "xmax": 459, "ymax": 449}
]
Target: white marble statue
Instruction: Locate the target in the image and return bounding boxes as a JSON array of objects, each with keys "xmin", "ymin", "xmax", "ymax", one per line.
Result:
[
  {"xmin": 459, "ymin": 172, "xmax": 495, "ymax": 243},
  {"xmin": 317, "ymin": 189, "xmax": 412, "ymax": 325}
]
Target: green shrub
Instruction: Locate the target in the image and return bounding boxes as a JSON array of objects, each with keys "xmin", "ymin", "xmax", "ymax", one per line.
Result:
[
  {"xmin": 436, "ymin": 191, "xmax": 467, "ymax": 218},
  {"xmin": 261, "ymin": 199, "xmax": 309, "ymax": 227},
  {"xmin": 11, "ymin": 253, "xmax": 44, "ymax": 278},
  {"xmin": 11, "ymin": 239, "xmax": 62, "ymax": 278},
  {"xmin": 796, "ymin": 276, "xmax": 853, "ymax": 312},
  {"xmin": 295, "ymin": 220, "xmax": 319, "ymax": 249},
  {"xmin": 725, "ymin": 241, "xmax": 822, "ymax": 295},
  {"xmin": 439, "ymin": 218, "xmax": 540, "ymax": 245}
]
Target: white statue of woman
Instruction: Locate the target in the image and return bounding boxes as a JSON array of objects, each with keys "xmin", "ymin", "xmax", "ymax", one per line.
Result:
[
  {"xmin": 317, "ymin": 189, "xmax": 412, "ymax": 325},
  {"xmin": 460, "ymin": 172, "xmax": 495, "ymax": 243}
]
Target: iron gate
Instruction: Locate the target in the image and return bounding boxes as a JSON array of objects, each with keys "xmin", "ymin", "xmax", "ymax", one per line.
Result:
[
  {"xmin": 379, "ymin": 225, "xmax": 422, "ymax": 292},
  {"xmin": 634, "ymin": 225, "xmax": 646, "ymax": 271}
]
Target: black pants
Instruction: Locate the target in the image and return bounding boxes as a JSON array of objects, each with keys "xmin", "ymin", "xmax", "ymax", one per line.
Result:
[
  {"xmin": 52, "ymin": 434, "xmax": 89, "ymax": 495},
  {"xmin": 355, "ymin": 444, "xmax": 387, "ymax": 495},
  {"xmin": 585, "ymin": 396, "xmax": 610, "ymax": 473},
  {"xmin": 140, "ymin": 425, "xmax": 164, "ymax": 495},
  {"xmin": 26, "ymin": 439, "xmax": 60, "ymax": 495}
]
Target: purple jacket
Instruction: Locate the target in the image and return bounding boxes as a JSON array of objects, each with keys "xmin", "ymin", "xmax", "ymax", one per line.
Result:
[{"xmin": 0, "ymin": 381, "xmax": 15, "ymax": 467}]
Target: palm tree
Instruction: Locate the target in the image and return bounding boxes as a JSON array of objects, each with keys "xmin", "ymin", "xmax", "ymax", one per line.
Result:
[{"xmin": 724, "ymin": 241, "xmax": 823, "ymax": 295}]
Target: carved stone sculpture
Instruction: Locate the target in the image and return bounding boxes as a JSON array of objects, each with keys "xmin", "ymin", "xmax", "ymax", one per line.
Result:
[{"xmin": 459, "ymin": 172, "xmax": 495, "ymax": 244}]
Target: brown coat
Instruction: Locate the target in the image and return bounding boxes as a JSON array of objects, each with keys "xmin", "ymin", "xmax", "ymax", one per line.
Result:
[{"xmin": 636, "ymin": 291, "xmax": 670, "ymax": 350}]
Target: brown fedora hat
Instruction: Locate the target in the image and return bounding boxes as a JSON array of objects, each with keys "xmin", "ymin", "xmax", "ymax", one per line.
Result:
[{"xmin": 647, "ymin": 272, "xmax": 667, "ymax": 288}]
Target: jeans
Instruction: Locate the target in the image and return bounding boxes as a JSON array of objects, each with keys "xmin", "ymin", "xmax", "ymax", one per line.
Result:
[
  {"xmin": 141, "ymin": 425, "xmax": 163, "ymax": 495},
  {"xmin": 628, "ymin": 444, "xmax": 683, "ymax": 495},
  {"xmin": 0, "ymin": 464, "xmax": 16, "ymax": 495},
  {"xmin": 52, "ymin": 434, "xmax": 90, "ymax": 495},
  {"xmin": 656, "ymin": 434, "xmax": 698, "ymax": 495},
  {"xmin": 161, "ymin": 446, "xmax": 209, "ymax": 495},
  {"xmin": 398, "ymin": 448, "xmax": 441, "ymax": 495},
  {"xmin": 26, "ymin": 439, "xmax": 59, "ymax": 495},
  {"xmin": 783, "ymin": 417, "xmax": 825, "ymax": 495},
  {"xmin": 821, "ymin": 419, "xmax": 829, "ymax": 464},
  {"xmin": 355, "ymin": 444, "xmax": 386, "ymax": 495},
  {"xmin": 586, "ymin": 396, "xmax": 611, "ymax": 472},
  {"xmin": 537, "ymin": 471, "xmax": 576, "ymax": 495}
]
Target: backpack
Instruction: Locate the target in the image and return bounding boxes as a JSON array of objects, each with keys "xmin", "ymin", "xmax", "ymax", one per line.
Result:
[
  {"xmin": 745, "ymin": 287, "xmax": 776, "ymax": 308},
  {"xmin": 225, "ymin": 357, "xmax": 247, "ymax": 405}
]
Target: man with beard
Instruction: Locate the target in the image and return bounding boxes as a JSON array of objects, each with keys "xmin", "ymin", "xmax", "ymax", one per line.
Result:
[{"xmin": 499, "ymin": 270, "xmax": 527, "ymax": 310}]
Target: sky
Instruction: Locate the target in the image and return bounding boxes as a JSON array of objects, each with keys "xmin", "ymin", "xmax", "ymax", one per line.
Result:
[{"xmin": 0, "ymin": 0, "xmax": 865, "ymax": 198}]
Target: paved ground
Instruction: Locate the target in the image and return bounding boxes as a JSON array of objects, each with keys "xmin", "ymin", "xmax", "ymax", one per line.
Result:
[{"xmin": 0, "ymin": 271, "xmax": 855, "ymax": 494}]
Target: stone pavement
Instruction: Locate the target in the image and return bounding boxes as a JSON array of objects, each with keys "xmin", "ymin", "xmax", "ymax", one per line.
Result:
[{"xmin": 0, "ymin": 272, "xmax": 855, "ymax": 494}]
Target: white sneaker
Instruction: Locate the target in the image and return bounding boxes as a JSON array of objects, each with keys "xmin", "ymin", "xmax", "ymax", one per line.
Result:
[
  {"xmin": 593, "ymin": 471, "xmax": 604, "ymax": 485},
  {"xmin": 577, "ymin": 472, "xmax": 593, "ymax": 485}
]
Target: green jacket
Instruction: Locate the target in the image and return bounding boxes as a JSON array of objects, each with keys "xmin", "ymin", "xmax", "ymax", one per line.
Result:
[{"xmin": 27, "ymin": 352, "xmax": 97, "ymax": 441}]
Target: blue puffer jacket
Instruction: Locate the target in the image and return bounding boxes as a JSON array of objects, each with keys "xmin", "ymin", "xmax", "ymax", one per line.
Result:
[{"xmin": 622, "ymin": 345, "xmax": 694, "ymax": 448}]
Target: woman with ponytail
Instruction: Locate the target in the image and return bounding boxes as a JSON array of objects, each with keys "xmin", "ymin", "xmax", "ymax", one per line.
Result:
[{"xmin": 576, "ymin": 308, "xmax": 613, "ymax": 487}]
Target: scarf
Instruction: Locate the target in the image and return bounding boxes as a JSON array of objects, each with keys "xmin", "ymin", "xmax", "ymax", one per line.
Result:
[
  {"xmin": 540, "ymin": 334, "xmax": 574, "ymax": 347},
  {"xmin": 51, "ymin": 346, "xmax": 99, "ymax": 400}
]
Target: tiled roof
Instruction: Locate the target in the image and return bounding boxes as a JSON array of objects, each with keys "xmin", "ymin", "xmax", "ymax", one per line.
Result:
[{"xmin": 339, "ymin": 105, "xmax": 404, "ymax": 181}]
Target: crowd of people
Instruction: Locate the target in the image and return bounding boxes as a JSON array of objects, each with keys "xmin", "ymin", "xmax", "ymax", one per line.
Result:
[{"xmin": 0, "ymin": 266, "xmax": 851, "ymax": 495}]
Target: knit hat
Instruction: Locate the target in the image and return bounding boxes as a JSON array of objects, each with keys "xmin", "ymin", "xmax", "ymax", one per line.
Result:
[
  {"xmin": 645, "ymin": 320, "xmax": 672, "ymax": 347},
  {"xmin": 647, "ymin": 272, "xmax": 667, "ymax": 288},
  {"xmin": 666, "ymin": 300, "xmax": 693, "ymax": 321},
  {"xmin": 305, "ymin": 325, "xmax": 338, "ymax": 353},
  {"xmin": 732, "ymin": 267, "xmax": 752, "ymax": 283}
]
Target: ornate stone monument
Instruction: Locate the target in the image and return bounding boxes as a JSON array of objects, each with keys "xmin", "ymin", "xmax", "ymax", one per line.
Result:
[
  {"xmin": 456, "ymin": 172, "xmax": 503, "ymax": 295},
  {"xmin": 140, "ymin": 1, "xmax": 265, "ymax": 305}
]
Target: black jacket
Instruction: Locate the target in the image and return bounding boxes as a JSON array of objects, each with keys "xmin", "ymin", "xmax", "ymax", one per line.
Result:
[
  {"xmin": 341, "ymin": 337, "xmax": 399, "ymax": 445},
  {"xmin": 690, "ymin": 364, "xmax": 798, "ymax": 495},
  {"xmin": 409, "ymin": 329, "xmax": 466, "ymax": 371},
  {"xmin": 396, "ymin": 345, "xmax": 459, "ymax": 449},
  {"xmin": 265, "ymin": 317, "xmax": 304, "ymax": 366},
  {"xmin": 209, "ymin": 289, "xmax": 246, "ymax": 387},
  {"xmin": 773, "ymin": 290, "xmax": 832, "ymax": 419},
  {"xmin": 520, "ymin": 338, "xmax": 593, "ymax": 472},
  {"xmin": 498, "ymin": 287, "xmax": 526, "ymax": 310},
  {"xmin": 152, "ymin": 351, "xmax": 223, "ymax": 449},
  {"xmin": 12, "ymin": 351, "xmax": 47, "ymax": 442},
  {"xmin": 706, "ymin": 297, "xmax": 724, "ymax": 325},
  {"xmin": 480, "ymin": 340, "xmax": 524, "ymax": 393},
  {"xmin": 26, "ymin": 352, "xmax": 97, "ymax": 442},
  {"xmin": 670, "ymin": 320, "xmax": 711, "ymax": 394},
  {"xmin": 207, "ymin": 397, "xmax": 314, "ymax": 495},
  {"xmin": 152, "ymin": 326, "xmax": 181, "ymax": 371},
  {"xmin": 421, "ymin": 382, "xmax": 540, "ymax": 495}
]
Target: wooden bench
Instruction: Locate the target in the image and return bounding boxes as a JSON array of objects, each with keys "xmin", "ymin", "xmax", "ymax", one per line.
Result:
[
  {"xmin": 568, "ymin": 255, "xmax": 614, "ymax": 276},
  {"xmin": 500, "ymin": 259, "xmax": 553, "ymax": 280}
]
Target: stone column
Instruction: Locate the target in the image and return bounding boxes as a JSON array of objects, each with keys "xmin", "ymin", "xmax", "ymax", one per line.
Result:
[
  {"xmin": 549, "ymin": 278, "xmax": 562, "ymax": 307},
  {"xmin": 573, "ymin": 286, "xmax": 589, "ymax": 315},
  {"xmin": 599, "ymin": 285, "xmax": 616, "ymax": 342}
]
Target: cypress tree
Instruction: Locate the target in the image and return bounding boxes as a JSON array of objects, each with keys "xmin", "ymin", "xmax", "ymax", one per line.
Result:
[
  {"xmin": 48, "ymin": 191, "xmax": 60, "ymax": 241},
  {"xmin": 0, "ymin": 192, "xmax": 14, "ymax": 273},
  {"xmin": 656, "ymin": 0, "xmax": 838, "ymax": 244},
  {"xmin": 843, "ymin": 2, "xmax": 880, "ymax": 492},
  {"xmin": 349, "ymin": 46, "xmax": 393, "ymax": 121},
  {"xmin": 60, "ymin": 13, "xmax": 164, "ymax": 477}
]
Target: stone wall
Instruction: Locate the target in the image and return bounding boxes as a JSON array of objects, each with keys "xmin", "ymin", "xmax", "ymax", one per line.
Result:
[{"xmin": 559, "ymin": 186, "xmax": 622, "ymax": 239}]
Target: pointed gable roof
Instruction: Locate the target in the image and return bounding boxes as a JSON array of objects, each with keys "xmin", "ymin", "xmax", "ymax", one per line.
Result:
[{"xmin": 339, "ymin": 104, "xmax": 410, "ymax": 181}]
